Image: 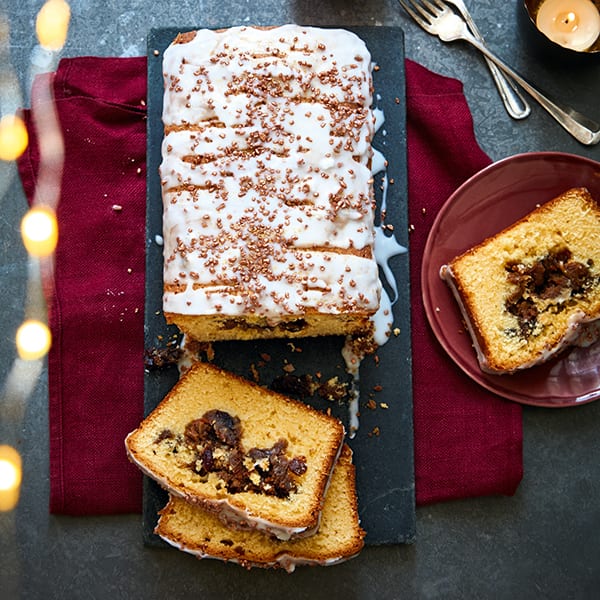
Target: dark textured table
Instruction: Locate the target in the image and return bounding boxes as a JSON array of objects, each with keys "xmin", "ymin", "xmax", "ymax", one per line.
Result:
[{"xmin": 1, "ymin": 1, "xmax": 599, "ymax": 598}]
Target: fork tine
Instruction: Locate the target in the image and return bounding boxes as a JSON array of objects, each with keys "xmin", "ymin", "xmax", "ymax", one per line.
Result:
[
  {"xmin": 419, "ymin": 0, "xmax": 444, "ymax": 16},
  {"xmin": 398, "ymin": 0, "xmax": 432, "ymax": 31}
]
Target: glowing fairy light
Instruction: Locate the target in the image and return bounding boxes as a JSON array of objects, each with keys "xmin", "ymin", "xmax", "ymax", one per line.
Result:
[
  {"xmin": 15, "ymin": 319, "xmax": 52, "ymax": 361},
  {"xmin": 35, "ymin": 0, "xmax": 71, "ymax": 51},
  {"xmin": 0, "ymin": 445, "xmax": 22, "ymax": 512},
  {"xmin": 0, "ymin": 114, "xmax": 28, "ymax": 161},
  {"xmin": 21, "ymin": 205, "xmax": 58, "ymax": 257}
]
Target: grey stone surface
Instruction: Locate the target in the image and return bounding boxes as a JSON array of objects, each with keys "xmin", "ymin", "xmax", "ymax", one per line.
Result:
[{"xmin": 1, "ymin": 1, "xmax": 599, "ymax": 598}]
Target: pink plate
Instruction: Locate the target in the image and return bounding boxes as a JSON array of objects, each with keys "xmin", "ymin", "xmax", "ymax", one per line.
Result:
[{"xmin": 422, "ymin": 152, "xmax": 600, "ymax": 407}]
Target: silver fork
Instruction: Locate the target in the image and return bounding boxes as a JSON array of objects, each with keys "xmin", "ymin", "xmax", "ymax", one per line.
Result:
[
  {"xmin": 399, "ymin": 0, "xmax": 600, "ymax": 145},
  {"xmin": 444, "ymin": 0, "xmax": 530, "ymax": 120}
]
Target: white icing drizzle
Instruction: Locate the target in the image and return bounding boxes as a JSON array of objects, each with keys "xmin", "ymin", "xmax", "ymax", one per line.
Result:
[
  {"xmin": 341, "ymin": 91, "xmax": 407, "ymax": 435},
  {"xmin": 372, "ymin": 107, "xmax": 385, "ymax": 133},
  {"xmin": 161, "ymin": 25, "xmax": 380, "ymax": 321},
  {"xmin": 371, "ymin": 148, "xmax": 387, "ymax": 179}
]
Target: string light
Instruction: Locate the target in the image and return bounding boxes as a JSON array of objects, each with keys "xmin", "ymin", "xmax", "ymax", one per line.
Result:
[
  {"xmin": 0, "ymin": 445, "xmax": 22, "ymax": 512},
  {"xmin": 35, "ymin": 0, "xmax": 71, "ymax": 51},
  {"xmin": 0, "ymin": 114, "xmax": 29, "ymax": 161},
  {"xmin": 15, "ymin": 319, "xmax": 52, "ymax": 361},
  {"xmin": 0, "ymin": 0, "xmax": 70, "ymax": 516},
  {"xmin": 21, "ymin": 205, "xmax": 58, "ymax": 257}
]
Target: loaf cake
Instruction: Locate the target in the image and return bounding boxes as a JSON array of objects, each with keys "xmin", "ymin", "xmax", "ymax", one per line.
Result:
[
  {"xmin": 155, "ymin": 444, "xmax": 365, "ymax": 572},
  {"xmin": 159, "ymin": 25, "xmax": 381, "ymax": 341},
  {"xmin": 440, "ymin": 187, "xmax": 600, "ymax": 374},
  {"xmin": 125, "ymin": 361, "xmax": 345, "ymax": 540}
]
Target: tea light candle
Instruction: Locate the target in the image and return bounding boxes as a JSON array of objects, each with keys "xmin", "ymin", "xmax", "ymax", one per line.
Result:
[{"xmin": 536, "ymin": 0, "xmax": 600, "ymax": 51}]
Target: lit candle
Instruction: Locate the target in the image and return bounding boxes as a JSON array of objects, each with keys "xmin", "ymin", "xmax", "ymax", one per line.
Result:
[
  {"xmin": 536, "ymin": 0, "xmax": 600, "ymax": 51},
  {"xmin": 0, "ymin": 114, "xmax": 29, "ymax": 161},
  {"xmin": 16, "ymin": 319, "xmax": 52, "ymax": 361},
  {"xmin": 21, "ymin": 205, "xmax": 58, "ymax": 257},
  {"xmin": 0, "ymin": 445, "xmax": 22, "ymax": 512}
]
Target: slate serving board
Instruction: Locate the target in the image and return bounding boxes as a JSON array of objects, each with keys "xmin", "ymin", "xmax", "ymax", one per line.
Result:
[{"xmin": 144, "ymin": 25, "xmax": 415, "ymax": 546}]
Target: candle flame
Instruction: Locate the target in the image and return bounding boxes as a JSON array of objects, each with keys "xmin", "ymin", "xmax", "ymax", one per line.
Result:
[
  {"xmin": 16, "ymin": 319, "xmax": 52, "ymax": 361},
  {"xmin": 0, "ymin": 446, "xmax": 22, "ymax": 512},
  {"xmin": 557, "ymin": 11, "xmax": 579, "ymax": 31},
  {"xmin": 0, "ymin": 114, "xmax": 29, "ymax": 162},
  {"xmin": 36, "ymin": 0, "xmax": 71, "ymax": 51},
  {"xmin": 21, "ymin": 205, "xmax": 58, "ymax": 257}
]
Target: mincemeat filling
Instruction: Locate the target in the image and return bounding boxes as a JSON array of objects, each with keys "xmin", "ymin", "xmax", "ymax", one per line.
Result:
[
  {"xmin": 156, "ymin": 409, "xmax": 308, "ymax": 497},
  {"xmin": 504, "ymin": 246, "xmax": 592, "ymax": 338}
]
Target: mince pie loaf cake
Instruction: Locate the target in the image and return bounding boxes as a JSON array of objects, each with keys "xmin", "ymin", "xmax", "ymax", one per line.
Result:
[
  {"xmin": 155, "ymin": 444, "xmax": 365, "ymax": 572},
  {"xmin": 440, "ymin": 187, "xmax": 600, "ymax": 374},
  {"xmin": 125, "ymin": 361, "xmax": 345, "ymax": 540},
  {"xmin": 159, "ymin": 25, "xmax": 381, "ymax": 341}
]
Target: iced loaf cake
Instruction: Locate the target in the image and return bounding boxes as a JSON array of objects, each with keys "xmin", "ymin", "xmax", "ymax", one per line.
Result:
[{"xmin": 159, "ymin": 25, "xmax": 381, "ymax": 341}]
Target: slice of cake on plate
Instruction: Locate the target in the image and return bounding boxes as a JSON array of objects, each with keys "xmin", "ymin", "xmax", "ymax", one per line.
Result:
[
  {"xmin": 125, "ymin": 361, "xmax": 345, "ymax": 540},
  {"xmin": 159, "ymin": 25, "xmax": 381, "ymax": 341},
  {"xmin": 155, "ymin": 444, "xmax": 365, "ymax": 572},
  {"xmin": 440, "ymin": 187, "xmax": 600, "ymax": 374}
]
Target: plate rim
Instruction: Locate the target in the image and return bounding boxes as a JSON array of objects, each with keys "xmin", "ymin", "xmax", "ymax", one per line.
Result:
[{"xmin": 421, "ymin": 151, "xmax": 600, "ymax": 408}]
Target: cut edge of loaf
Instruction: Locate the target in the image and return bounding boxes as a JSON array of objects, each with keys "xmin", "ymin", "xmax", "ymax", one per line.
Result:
[
  {"xmin": 155, "ymin": 444, "xmax": 365, "ymax": 572},
  {"xmin": 164, "ymin": 311, "xmax": 375, "ymax": 342},
  {"xmin": 440, "ymin": 187, "xmax": 600, "ymax": 374},
  {"xmin": 125, "ymin": 361, "xmax": 345, "ymax": 540}
]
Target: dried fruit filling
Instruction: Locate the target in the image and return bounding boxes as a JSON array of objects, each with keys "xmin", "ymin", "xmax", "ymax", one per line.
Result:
[
  {"xmin": 504, "ymin": 246, "xmax": 593, "ymax": 338},
  {"xmin": 182, "ymin": 409, "xmax": 307, "ymax": 497}
]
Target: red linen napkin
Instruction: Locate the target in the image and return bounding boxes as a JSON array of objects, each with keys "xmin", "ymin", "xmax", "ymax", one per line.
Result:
[
  {"xmin": 405, "ymin": 61, "xmax": 522, "ymax": 504},
  {"xmin": 17, "ymin": 56, "xmax": 522, "ymax": 515}
]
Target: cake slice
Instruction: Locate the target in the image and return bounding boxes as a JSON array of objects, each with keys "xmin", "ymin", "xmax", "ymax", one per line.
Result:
[
  {"xmin": 159, "ymin": 25, "xmax": 381, "ymax": 342},
  {"xmin": 125, "ymin": 361, "xmax": 345, "ymax": 540},
  {"xmin": 155, "ymin": 445, "xmax": 365, "ymax": 572},
  {"xmin": 440, "ymin": 187, "xmax": 600, "ymax": 374}
]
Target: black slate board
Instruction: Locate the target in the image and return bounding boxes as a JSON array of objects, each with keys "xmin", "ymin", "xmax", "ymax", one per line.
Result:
[{"xmin": 144, "ymin": 25, "xmax": 415, "ymax": 546}]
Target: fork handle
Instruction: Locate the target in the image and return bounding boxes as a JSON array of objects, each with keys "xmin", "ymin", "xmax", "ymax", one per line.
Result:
[
  {"xmin": 455, "ymin": 8, "xmax": 530, "ymax": 119},
  {"xmin": 466, "ymin": 37, "xmax": 600, "ymax": 145},
  {"xmin": 484, "ymin": 58, "xmax": 530, "ymax": 120}
]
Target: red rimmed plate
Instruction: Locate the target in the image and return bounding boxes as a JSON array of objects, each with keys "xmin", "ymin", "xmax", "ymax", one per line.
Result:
[{"xmin": 422, "ymin": 152, "xmax": 600, "ymax": 407}]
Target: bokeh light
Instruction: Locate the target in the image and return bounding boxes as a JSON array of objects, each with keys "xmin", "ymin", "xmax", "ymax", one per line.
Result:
[
  {"xmin": 0, "ymin": 114, "xmax": 29, "ymax": 161},
  {"xmin": 15, "ymin": 319, "xmax": 52, "ymax": 361},
  {"xmin": 21, "ymin": 205, "xmax": 58, "ymax": 257},
  {"xmin": 0, "ymin": 445, "xmax": 22, "ymax": 512},
  {"xmin": 35, "ymin": 0, "xmax": 71, "ymax": 51}
]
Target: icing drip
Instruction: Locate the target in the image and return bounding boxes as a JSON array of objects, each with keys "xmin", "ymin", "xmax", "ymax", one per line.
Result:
[{"xmin": 341, "ymin": 92, "xmax": 408, "ymax": 434}]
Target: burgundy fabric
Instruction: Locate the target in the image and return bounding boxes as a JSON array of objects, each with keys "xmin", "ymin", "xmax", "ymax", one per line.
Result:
[
  {"xmin": 18, "ymin": 57, "xmax": 148, "ymax": 514},
  {"xmin": 405, "ymin": 59, "xmax": 522, "ymax": 504},
  {"xmin": 17, "ymin": 56, "xmax": 522, "ymax": 515}
]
